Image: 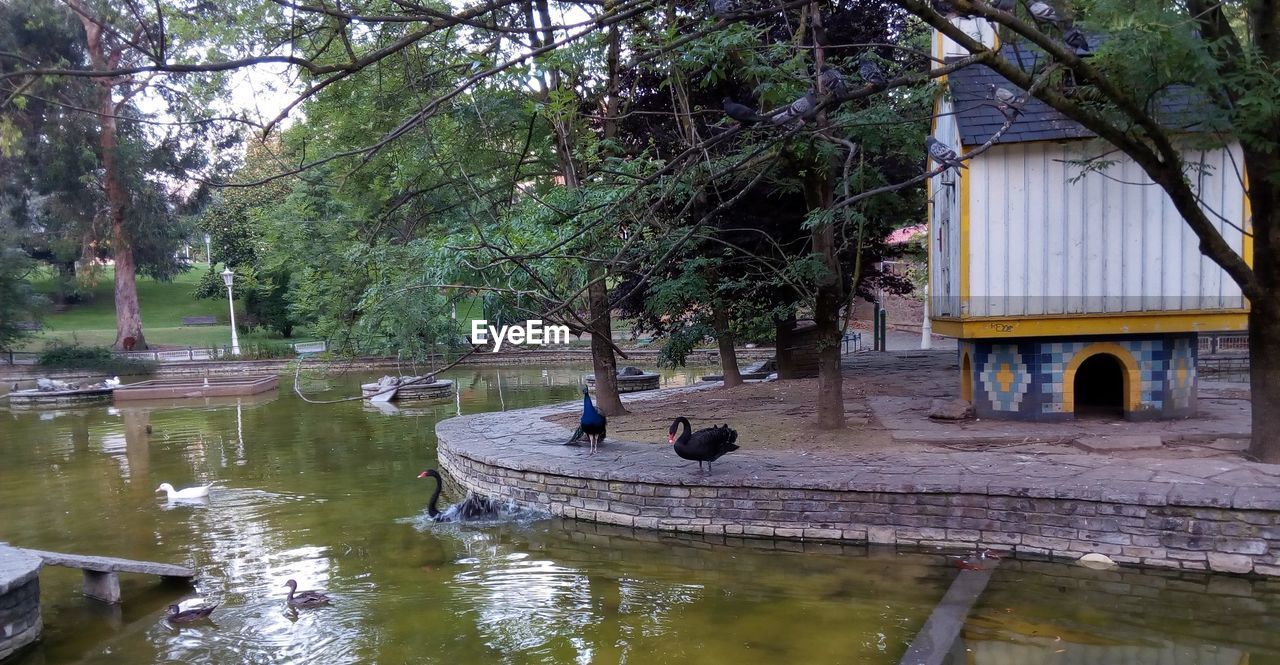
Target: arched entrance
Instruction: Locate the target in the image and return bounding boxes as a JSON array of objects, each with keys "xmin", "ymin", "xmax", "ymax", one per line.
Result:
[
  {"xmin": 961, "ymin": 352, "xmax": 973, "ymax": 402},
  {"xmin": 1072, "ymin": 353, "xmax": 1126, "ymax": 418}
]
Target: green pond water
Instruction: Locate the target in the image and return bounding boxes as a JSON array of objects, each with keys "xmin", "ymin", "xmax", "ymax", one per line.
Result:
[{"xmin": 3, "ymin": 365, "xmax": 1280, "ymax": 665}]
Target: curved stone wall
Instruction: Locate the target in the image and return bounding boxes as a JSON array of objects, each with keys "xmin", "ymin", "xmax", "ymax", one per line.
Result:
[
  {"xmin": 0, "ymin": 546, "xmax": 41, "ymax": 662},
  {"xmin": 437, "ymin": 391, "xmax": 1280, "ymax": 576}
]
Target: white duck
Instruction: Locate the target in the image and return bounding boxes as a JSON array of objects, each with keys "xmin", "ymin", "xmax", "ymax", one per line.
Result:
[
  {"xmin": 104, "ymin": 376, "xmax": 121, "ymax": 388},
  {"xmin": 155, "ymin": 482, "xmax": 214, "ymax": 500}
]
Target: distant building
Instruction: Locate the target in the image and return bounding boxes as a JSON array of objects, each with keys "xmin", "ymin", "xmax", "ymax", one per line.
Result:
[{"xmin": 928, "ymin": 20, "xmax": 1248, "ymax": 421}]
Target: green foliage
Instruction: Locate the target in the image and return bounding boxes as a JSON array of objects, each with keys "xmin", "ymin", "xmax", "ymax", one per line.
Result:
[
  {"xmin": 658, "ymin": 323, "xmax": 715, "ymax": 368},
  {"xmin": 193, "ymin": 265, "xmax": 297, "ymax": 337},
  {"xmin": 0, "ymin": 244, "xmax": 43, "ymax": 349},
  {"xmin": 37, "ymin": 343, "xmax": 156, "ymax": 374},
  {"xmin": 243, "ymin": 269, "xmax": 296, "ymax": 338},
  {"xmin": 192, "ymin": 266, "xmax": 226, "ymax": 300}
]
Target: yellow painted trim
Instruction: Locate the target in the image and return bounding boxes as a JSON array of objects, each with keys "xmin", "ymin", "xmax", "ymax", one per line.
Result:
[
  {"xmin": 959, "ymin": 157, "xmax": 970, "ymax": 313},
  {"xmin": 927, "ymin": 166, "xmax": 934, "ymax": 304},
  {"xmin": 930, "ymin": 310, "xmax": 1248, "ymax": 338},
  {"xmin": 1243, "ymin": 168, "xmax": 1253, "ymax": 270},
  {"xmin": 960, "ymin": 350, "xmax": 973, "ymax": 402},
  {"xmin": 934, "ymin": 27, "xmax": 946, "ymax": 85},
  {"xmin": 1062, "ymin": 342, "xmax": 1140, "ymax": 414}
]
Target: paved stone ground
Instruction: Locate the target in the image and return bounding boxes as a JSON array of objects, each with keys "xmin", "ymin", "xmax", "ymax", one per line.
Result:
[
  {"xmin": 446, "ymin": 385, "xmax": 1278, "ymax": 508},
  {"xmin": 438, "ymin": 377, "xmax": 1280, "ymax": 575}
]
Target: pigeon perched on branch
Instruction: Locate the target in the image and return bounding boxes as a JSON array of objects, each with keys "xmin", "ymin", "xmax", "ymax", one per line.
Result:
[
  {"xmin": 722, "ymin": 97, "xmax": 763, "ymax": 125},
  {"xmin": 926, "ymin": 137, "xmax": 967, "ymax": 172},
  {"xmin": 989, "ymin": 84, "xmax": 1023, "ymax": 116},
  {"xmin": 708, "ymin": 0, "xmax": 734, "ymax": 17},
  {"xmin": 772, "ymin": 92, "xmax": 819, "ymax": 126},
  {"xmin": 818, "ymin": 65, "xmax": 850, "ymax": 100},
  {"xmin": 1062, "ymin": 26, "xmax": 1090, "ymax": 52},
  {"xmin": 1028, "ymin": 1, "xmax": 1060, "ymax": 23},
  {"xmin": 989, "ymin": 0, "xmax": 1016, "ymax": 11},
  {"xmin": 858, "ymin": 59, "xmax": 887, "ymax": 87},
  {"xmin": 991, "ymin": 85, "xmax": 1018, "ymax": 105}
]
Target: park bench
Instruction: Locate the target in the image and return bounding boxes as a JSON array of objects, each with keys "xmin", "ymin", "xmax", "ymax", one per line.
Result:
[
  {"xmin": 13, "ymin": 546, "xmax": 195, "ymax": 603},
  {"xmin": 181, "ymin": 315, "xmax": 218, "ymax": 326}
]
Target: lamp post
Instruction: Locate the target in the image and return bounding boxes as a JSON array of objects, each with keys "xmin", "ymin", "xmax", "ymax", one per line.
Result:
[
  {"xmin": 204, "ymin": 233, "xmax": 212, "ymax": 265},
  {"xmin": 221, "ymin": 268, "xmax": 240, "ymax": 356}
]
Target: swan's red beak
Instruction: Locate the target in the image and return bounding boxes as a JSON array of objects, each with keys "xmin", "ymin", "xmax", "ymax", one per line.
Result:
[
  {"xmin": 667, "ymin": 434, "xmax": 674, "ymax": 444},
  {"xmin": 417, "ymin": 471, "xmax": 429, "ymax": 479}
]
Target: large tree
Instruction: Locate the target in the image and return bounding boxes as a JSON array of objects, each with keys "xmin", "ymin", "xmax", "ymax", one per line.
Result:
[
  {"xmin": 2, "ymin": 0, "xmax": 208, "ymax": 348},
  {"xmin": 1, "ymin": 0, "xmax": 991, "ymax": 430}
]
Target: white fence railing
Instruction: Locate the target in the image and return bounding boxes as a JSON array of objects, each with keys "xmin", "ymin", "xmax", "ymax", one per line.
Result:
[
  {"xmin": 2, "ymin": 340, "xmax": 328, "ymax": 365},
  {"xmin": 1199, "ymin": 333, "xmax": 1248, "ymax": 355}
]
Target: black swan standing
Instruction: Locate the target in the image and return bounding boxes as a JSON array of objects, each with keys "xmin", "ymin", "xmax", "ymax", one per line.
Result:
[
  {"xmin": 283, "ymin": 579, "xmax": 330, "ymax": 608},
  {"xmin": 668, "ymin": 418, "xmax": 739, "ymax": 475},
  {"xmin": 578, "ymin": 386, "xmax": 607, "ymax": 455},
  {"xmin": 418, "ymin": 469, "xmax": 501, "ymax": 521},
  {"xmin": 165, "ymin": 602, "xmax": 217, "ymax": 623}
]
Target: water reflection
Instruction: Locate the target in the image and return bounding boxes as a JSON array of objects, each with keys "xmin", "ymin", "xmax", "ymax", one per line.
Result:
[
  {"xmin": 955, "ymin": 558, "xmax": 1280, "ymax": 665},
  {"xmin": 5, "ymin": 365, "xmax": 1280, "ymax": 665}
]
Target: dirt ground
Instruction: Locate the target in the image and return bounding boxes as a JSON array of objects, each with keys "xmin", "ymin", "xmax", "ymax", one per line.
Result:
[{"xmin": 548, "ymin": 352, "xmax": 1253, "ymax": 461}]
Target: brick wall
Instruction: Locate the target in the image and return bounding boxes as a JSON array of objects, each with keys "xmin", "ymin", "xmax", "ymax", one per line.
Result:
[{"xmin": 438, "ymin": 446, "xmax": 1280, "ymax": 576}]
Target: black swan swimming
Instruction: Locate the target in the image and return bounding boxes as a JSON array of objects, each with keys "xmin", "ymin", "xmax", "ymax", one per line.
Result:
[
  {"xmin": 418, "ymin": 469, "xmax": 502, "ymax": 521},
  {"xmin": 166, "ymin": 602, "xmax": 217, "ymax": 623},
  {"xmin": 578, "ymin": 386, "xmax": 607, "ymax": 455},
  {"xmin": 668, "ymin": 418, "xmax": 739, "ymax": 474},
  {"xmin": 283, "ymin": 579, "xmax": 330, "ymax": 608}
]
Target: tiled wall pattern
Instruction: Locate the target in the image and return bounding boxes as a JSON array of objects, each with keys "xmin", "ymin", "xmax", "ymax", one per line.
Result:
[{"xmin": 960, "ymin": 334, "xmax": 1198, "ymax": 421}]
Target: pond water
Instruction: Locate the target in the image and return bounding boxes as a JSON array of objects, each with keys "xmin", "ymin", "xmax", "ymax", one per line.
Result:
[{"xmin": 3, "ymin": 364, "xmax": 1280, "ymax": 665}]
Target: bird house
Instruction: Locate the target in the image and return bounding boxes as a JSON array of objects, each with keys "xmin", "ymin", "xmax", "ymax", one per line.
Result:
[{"xmin": 927, "ymin": 19, "xmax": 1248, "ymax": 421}]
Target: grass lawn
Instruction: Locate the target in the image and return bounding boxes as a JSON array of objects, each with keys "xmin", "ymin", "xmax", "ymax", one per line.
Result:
[{"xmin": 16, "ymin": 265, "xmax": 305, "ymax": 351}]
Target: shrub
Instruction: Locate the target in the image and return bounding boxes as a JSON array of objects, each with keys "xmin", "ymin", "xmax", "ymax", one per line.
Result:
[
  {"xmin": 38, "ymin": 344, "xmax": 156, "ymax": 374},
  {"xmin": 205, "ymin": 341, "xmax": 297, "ymax": 360}
]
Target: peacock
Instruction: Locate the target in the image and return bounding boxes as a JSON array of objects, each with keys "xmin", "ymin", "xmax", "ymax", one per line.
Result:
[{"xmin": 576, "ymin": 386, "xmax": 607, "ymax": 455}]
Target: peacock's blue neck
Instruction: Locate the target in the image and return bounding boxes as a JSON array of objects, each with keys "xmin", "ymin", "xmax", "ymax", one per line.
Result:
[{"xmin": 581, "ymin": 393, "xmax": 602, "ymax": 424}]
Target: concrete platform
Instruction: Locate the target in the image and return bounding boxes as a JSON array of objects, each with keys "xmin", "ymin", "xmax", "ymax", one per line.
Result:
[
  {"xmin": 584, "ymin": 372, "xmax": 660, "ymax": 393},
  {"xmin": 112, "ymin": 375, "xmax": 278, "ymax": 401},
  {"xmin": 360, "ymin": 378, "xmax": 453, "ymax": 401},
  {"xmin": 7, "ymin": 386, "xmax": 113, "ymax": 407},
  {"xmin": 0, "ymin": 545, "xmax": 41, "ymax": 661},
  {"xmin": 14, "ymin": 547, "xmax": 194, "ymax": 604},
  {"xmin": 436, "ymin": 383, "xmax": 1280, "ymax": 576}
]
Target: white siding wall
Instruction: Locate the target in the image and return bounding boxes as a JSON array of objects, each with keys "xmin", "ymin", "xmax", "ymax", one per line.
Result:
[
  {"xmin": 931, "ymin": 17, "xmax": 997, "ymax": 59},
  {"xmin": 930, "ymin": 100, "xmax": 964, "ymax": 317},
  {"xmin": 965, "ymin": 141, "xmax": 1247, "ymax": 317}
]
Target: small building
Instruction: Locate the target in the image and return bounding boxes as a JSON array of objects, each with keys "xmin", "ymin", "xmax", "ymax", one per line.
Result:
[{"xmin": 927, "ymin": 20, "xmax": 1248, "ymax": 421}]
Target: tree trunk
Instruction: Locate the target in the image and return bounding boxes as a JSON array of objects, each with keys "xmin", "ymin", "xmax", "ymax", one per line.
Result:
[
  {"xmin": 712, "ymin": 302, "xmax": 743, "ymax": 388},
  {"xmin": 587, "ymin": 265, "xmax": 626, "ymax": 415},
  {"xmin": 1247, "ymin": 152, "xmax": 1280, "ymax": 462},
  {"xmin": 775, "ymin": 312, "xmax": 799, "ymax": 379},
  {"xmin": 805, "ymin": 171, "xmax": 846, "ymax": 430},
  {"xmin": 76, "ymin": 7, "xmax": 146, "ymax": 351},
  {"xmin": 110, "ymin": 228, "xmax": 146, "ymax": 351},
  {"xmin": 805, "ymin": 2, "xmax": 845, "ymax": 430},
  {"xmin": 101, "ymin": 89, "xmax": 146, "ymax": 351},
  {"xmin": 1248, "ymin": 303, "xmax": 1280, "ymax": 462}
]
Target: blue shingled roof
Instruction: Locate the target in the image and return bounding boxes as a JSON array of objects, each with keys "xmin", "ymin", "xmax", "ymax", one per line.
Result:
[{"xmin": 946, "ymin": 42, "xmax": 1217, "ymax": 145}]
